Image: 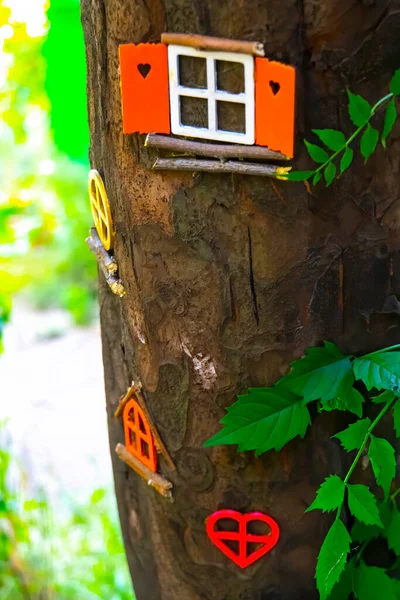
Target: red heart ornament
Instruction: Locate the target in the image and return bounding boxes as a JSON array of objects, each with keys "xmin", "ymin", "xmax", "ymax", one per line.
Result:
[{"xmin": 206, "ymin": 510, "xmax": 280, "ymax": 569}]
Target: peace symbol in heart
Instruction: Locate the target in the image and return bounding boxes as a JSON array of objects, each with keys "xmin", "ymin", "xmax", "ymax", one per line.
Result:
[{"xmin": 206, "ymin": 510, "xmax": 280, "ymax": 569}]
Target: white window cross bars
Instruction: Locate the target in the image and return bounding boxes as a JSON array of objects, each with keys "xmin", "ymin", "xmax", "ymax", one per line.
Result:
[{"xmin": 168, "ymin": 45, "xmax": 255, "ymax": 145}]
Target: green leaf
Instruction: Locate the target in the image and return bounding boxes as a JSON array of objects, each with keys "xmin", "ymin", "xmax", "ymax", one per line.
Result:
[
  {"xmin": 286, "ymin": 170, "xmax": 314, "ymax": 182},
  {"xmin": 313, "ymin": 171, "xmax": 322, "ymax": 185},
  {"xmin": 354, "ymin": 562, "xmax": 397, "ymax": 600},
  {"xmin": 336, "ymin": 370, "xmax": 364, "ymax": 417},
  {"xmin": 346, "ymin": 484, "xmax": 383, "ymax": 526},
  {"xmin": 347, "ymin": 90, "xmax": 372, "ymax": 127},
  {"xmin": 316, "ymin": 519, "xmax": 351, "ymax": 600},
  {"xmin": 324, "ymin": 162, "xmax": 336, "ymax": 186},
  {"xmin": 351, "ymin": 501, "xmax": 392, "ymax": 542},
  {"xmin": 328, "ymin": 559, "xmax": 355, "ymax": 600},
  {"xmin": 313, "ymin": 129, "xmax": 346, "ymax": 151},
  {"xmin": 353, "ymin": 352, "xmax": 400, "ymax": 393},
  {"xmin": 382, "ymin": 99, "xmax": 397, "ymax": 148},
  {"xmin": 340, "ymin": 147, "xmax": 354, "ymax": 174},
  {"xmin": 387, "ymin": 507, "xmax": 400, "ymax": 554},
  {"xmin": 306, "ymin": 475, "xmax": 345, "ymax": 513},
  {"xmin": 351, "ymin": 519, "xmax": 382, "ymax": 543},
  {"xmin": 390, "ymin": 69, "xmax": 400, "ymax": 95},
  {"xmin": 393, "ymin": 399, "xmax": 400, "ymax": 437},
  {"xmin": 90, "ymin": 488, "xmax": 106, "ymax": 505},
  {"xmin": 304, "ymin": 139, "xmax": 330, "ymax": 163},
  {"xmin": 360, "ymin": 124, "xmax": 379, "ymax": 162},
  {"xmin": 277, "ymin": 341, "xmax": 353, "ymax": 404},
  {"xmin": 321, "ymin": 370, "xmax": 364, "ymax": 417},
  {"xmin": 368, "ymin": 435, "xmax": 396, "ymax": 499},
  {"xmin": 371, "ymin": 390, "xmax": 396, "ymax": 404},
  {"xmin": 333, "ymin": 418, "xmax": 371, "ymax": 452},
  {"xmin": 204, "ymin": 387, "xmax": 311, "ymax": 455},
  {"xmin": 379, "ymin": 500, "xmax": 394, "ymax": 528}
]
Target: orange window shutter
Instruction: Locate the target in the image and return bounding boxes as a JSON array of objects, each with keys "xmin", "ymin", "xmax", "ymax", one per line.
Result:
[
  {"xmin": 255, "ymin": 58, "xmax": 296, "ymax": 158},
  {"xmin": 119, "ymin": 43, "xmax": 170, "ymax": 135}
]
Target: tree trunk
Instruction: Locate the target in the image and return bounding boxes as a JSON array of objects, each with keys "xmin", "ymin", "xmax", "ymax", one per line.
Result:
[{"xmin": 80, "ymin": 1, "xmax": 400, "ymax": 598}]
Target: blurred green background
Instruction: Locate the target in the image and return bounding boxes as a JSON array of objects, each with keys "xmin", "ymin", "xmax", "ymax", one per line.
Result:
[{"xmin": 0, "ymin": 0, "xmax": 133, "ymax": 597}]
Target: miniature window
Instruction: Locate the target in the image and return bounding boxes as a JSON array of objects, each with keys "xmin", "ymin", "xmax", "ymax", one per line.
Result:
[
  {"xmin": 123, "ymin": 398, "xmax": 157, "ymax": 473},
  {"xmin": 168, "ymin": 45, "xmax": 255, "ymax": 145}
]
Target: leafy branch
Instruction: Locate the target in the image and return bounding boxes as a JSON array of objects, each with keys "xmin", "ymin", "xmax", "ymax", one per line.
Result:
[
  {"xmin": 284, "ymin": 69, "xmax": 400, "ymax": 186},
  {"xmin": 204, "ymin": 342, "xmax": 400, "ymax": 599}
]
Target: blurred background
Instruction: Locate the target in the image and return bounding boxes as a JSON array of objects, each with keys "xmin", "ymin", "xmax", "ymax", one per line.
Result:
[{"xmin": 0, "ymin": 0, "xmax": 133, "ymax": 597}]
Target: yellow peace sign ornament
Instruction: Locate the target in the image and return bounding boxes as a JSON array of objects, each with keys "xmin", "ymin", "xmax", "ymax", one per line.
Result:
[{"xmin": 88, "ymin": 170, "xmax": 115, "ymax": 251}]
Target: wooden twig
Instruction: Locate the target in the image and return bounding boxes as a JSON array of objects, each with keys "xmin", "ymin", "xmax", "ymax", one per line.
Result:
[
  {"xmin": 115, "ymin": 382, "xmax": 177, "ymax": 472},
  {"xmin": 86, "ymin": 227, "xmax": 126, "ymax": 297},
  {"xmin": 135, "ymin": 387, "xmax": 177, "ymax": 472},
  {"xmin": 145, "ymin": 134, "xmax": 288, "ymax": 161},
  {"xmin": 116, "ymin": 443, "xmax": 173, "ymax": 499},
  {"xmin": 114, "ymin": 383, "xmax": 140, "ymax": 418},
  {"xmin": 153, "ymin": 158, "xmax": 292, "ymax": 179},
  {"xmin": 161, "ymin": 33, "xmax": 265, "ymax": 57}
]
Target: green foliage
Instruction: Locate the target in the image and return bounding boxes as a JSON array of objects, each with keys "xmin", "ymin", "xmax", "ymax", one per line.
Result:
[
  {"xmin": 43, "ymin": 0, "xmax": 89, "ymax": 162},
  {"xmin": 0, "ymin": 427, "xmax": 134, "ymax": 599},
  {"xmin": 382, "ymin": 99, "xmax": 397, "ymax": 147},
  {"xmin": 387, "ymin": 507, "xmax": 400, "ymax": 554},
  {"xmin": 0, "ymin": 0, "xmax": 96, "ymax": 333},
  {"xmin": 360, "ymin": 124, "xmax": 379, "ymax": 162},
  {"xmin": 304, "ymin": 140, "xmax": 330, "ymax": 163},
  {"xmin": 324, "ymin": 162, "xmax": 336, "ymax": 186},
  {"xmin": 313, "ymin": 129, "xmax": 346, "ymax": 151},
  {"xmin": 328, "ymin": 559, "xmax": 355, "ymax": 600},
  {"xmin": 346, "ymin": 484, "xmax": 382, "ymax": 526},
  {"xmin": 0, "ymin": 294, "xmax": 11, "ymax": 354},
  {"xmin": 390, "ymin": 70, "xmax": 400, "ymax": 95},
  {"xmin": 276, "ymin": 341, "xmax": 352, "ymax": 403},
  {"xmin": 353, "ymin": 352, "xmax": 400, "ymax": 392},
  {"xmin": 393, "ymin": 400, "xmax": 400, "ymax": 435},
  {"xmin": 316, "ymin": 519, "xmax": 351, "ymax": 600},
  {"xmin": 286, "ymin": 69, "xmax": 400, "ymax": 186},
  {"xmin": 203, "ymin": 387, "xmax": 310, "ymax": 454},
  {"xmin": 339, "ymin": 147, "xmax": 354, "ymax": 174},
  {"xmin": 205, "ymin": 341, "xmax": 400, "ymax": 598},
  {"xmin": 354, "ymin": 563, "xmax": 397, "ymax": 600},
  {"xmin": 368, "ymin": 435, "xmax": 396, "ymax": 499},
  {"xmin": 347, "ymin": 91, "xmax": 372, "ymax": 127},
  {"xmin": 333, "ymin": 418, "xmax": 371, "ymax": 451},
  {"xmin": 306, "ymin": 475, "xmax": 345, "ymax": 514}
]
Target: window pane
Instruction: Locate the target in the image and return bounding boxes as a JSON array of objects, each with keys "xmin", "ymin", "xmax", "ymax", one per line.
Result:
[
  {"xmin": 217, "ymin": 101, "xmax": 245, "ymax": 133},
  {"xmin": 141, "ymin": 439, "xmax": 150, "ymax": 458},
  {"xmin": 179, "ymin": 55, "xmax": 207, "ymax": 88},
  {"xmin": 180, "ymin": 96, "xmax": 208, "ymax": 128},
  {"xmin": 216, "ymin": 60, "xmax": 245, "ymax": 94}
]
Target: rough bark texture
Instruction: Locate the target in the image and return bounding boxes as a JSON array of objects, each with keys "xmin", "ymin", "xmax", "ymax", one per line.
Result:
[{"xmin": 80, "ymin": 1, "xmax": 400, "ymax": 598}]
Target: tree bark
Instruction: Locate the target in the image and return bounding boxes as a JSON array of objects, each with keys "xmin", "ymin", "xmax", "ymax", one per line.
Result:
[{"xmin": 80, "ymin": 1, "xmax": 400, "ymax": 598}]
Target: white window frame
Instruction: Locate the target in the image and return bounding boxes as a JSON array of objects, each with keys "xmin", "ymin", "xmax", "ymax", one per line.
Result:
[{"xmin": 167, "ymin": 44, "xmax": 255, "ymax": 145}]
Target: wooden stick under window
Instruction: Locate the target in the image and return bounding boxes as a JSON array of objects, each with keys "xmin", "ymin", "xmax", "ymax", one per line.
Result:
[
  {"xmin": 161, "ymin": 33, "xmax": 265, "ymax": 57},
  {"xmin": 115, "ymin": 443, "xmax": 173, "ymax": 499},
  {"xmin": 153, "ymin": 158, "xmax": 292, "ymax": 179},
  {"xmin": 145, "ymin": 134, "xmax": 289, "ymax": 161}
]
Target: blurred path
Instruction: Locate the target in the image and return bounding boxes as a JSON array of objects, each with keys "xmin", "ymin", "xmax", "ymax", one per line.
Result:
[{"xmin": 0, "ymin": 301, "xmax": 113, "ymax": 503}]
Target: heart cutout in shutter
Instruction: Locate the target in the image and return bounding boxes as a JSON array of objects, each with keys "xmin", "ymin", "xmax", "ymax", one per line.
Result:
[
  {"xmin": 138, "ymin": 63, "xmax": 151, "ymax": 78},
  {"xmin": 206, "ymin": 510, "xmax": 280, "ymax": 569},
  {"xmin": 269, "ymin": 80, "xmax": 280, "ymax": 96}
]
